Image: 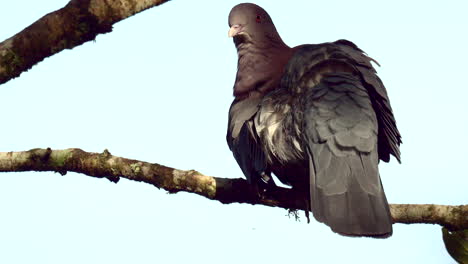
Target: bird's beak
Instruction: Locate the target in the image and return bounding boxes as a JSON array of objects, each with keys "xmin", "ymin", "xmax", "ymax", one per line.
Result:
[{"xmin": 228, "ymin": 24, "xmax": 242, "ymax": 37}]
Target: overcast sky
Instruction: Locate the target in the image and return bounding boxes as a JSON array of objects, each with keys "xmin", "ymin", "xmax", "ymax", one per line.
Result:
[{"xmin": 0, "ymin": 1, "xmax": 467, "ymax": 263}]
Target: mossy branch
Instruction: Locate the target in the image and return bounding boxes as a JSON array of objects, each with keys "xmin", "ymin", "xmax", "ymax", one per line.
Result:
[
  {"xmin": 0, "ymin": 0, "xmax": 171, "ymax": 85},
  {"xmin": 0, "ymin": 148, "xmax": 466, "ymax": 231}
]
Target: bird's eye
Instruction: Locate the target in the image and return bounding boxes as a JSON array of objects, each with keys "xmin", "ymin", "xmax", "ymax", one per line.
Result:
[{"xmin": 256, "ymin": 15, "xmax": 261, "ymax": 23}]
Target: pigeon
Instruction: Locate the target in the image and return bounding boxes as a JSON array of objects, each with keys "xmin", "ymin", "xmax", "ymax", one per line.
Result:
[{"xmin": 226, "ymin": 3, "xmax": 401, "ymax": 238}]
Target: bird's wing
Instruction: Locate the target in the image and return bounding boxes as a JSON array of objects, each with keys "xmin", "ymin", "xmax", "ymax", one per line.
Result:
[
  {"xmin": 227, "ymin": 97, "xmax": 268, "ymax": 188},
  {"xmin": 334, "ymin": 39, "xmax": 402, "ymax": 162},
  {"xmin": 284, "ymin": 44, "xmax": 393, "ymax": 237}
]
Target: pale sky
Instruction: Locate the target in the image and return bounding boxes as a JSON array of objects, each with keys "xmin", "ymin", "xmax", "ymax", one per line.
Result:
[{"xmin": 0, "ymin": 1, "xmax": 467, "ymax": 263}]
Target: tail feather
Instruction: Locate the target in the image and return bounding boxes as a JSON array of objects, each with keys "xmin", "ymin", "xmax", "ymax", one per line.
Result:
[{"xmin": 308, "ymin": 147, "xmax": 392, "ymax": 238}]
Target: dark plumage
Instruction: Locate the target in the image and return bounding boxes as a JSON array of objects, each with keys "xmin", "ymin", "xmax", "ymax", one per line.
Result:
[{"xmin": 226, "ymin": 3, "xmax": 401, "ymax": 237}]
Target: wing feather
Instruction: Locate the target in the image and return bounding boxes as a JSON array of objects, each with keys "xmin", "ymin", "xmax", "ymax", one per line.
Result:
[{"xmin": 302, "ymin": 74, "xmax": 393, "ymax": 237}]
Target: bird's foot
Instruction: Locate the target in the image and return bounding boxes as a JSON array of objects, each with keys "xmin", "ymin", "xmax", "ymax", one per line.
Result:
[{"xmin": 255, "ymin": 172, "xmax": 278, "ymax": 200}]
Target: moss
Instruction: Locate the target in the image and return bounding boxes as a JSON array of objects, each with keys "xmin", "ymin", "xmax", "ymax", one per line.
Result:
[
  {"xmin": 130, "ymin": 162, "xmax": 142, "ymax": 175},
  {"xmin": 111, "ymin": 167, "xmax": 119, "ymax": 176},
  {"xmin": 46, "ymin": 149, "xmax": 73, "ymax": 175},
  {"xmin": 50, "ymin": 150, "xmax": 73, "ymax": 168},
  {"xmin": 205, "ymin": 183, "xmax": 216, "ymax": 198},
  {"xmin": 1, "ymin": 49, "xmax": 23, "ymax": 76},
  {"xmin": 101, "ymin": 149, "xmax": 111, "ymax": 158}
]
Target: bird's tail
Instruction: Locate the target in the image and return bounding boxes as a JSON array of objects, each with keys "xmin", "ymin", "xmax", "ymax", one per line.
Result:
[{"xmin": 308, "ymin": 146, "xmax": 393, "ymax": 238}]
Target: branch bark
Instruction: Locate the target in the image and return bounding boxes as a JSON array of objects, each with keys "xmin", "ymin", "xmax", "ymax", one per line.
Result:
[
  {"xmin": 1, "ymin": 148, "xmax": 466, "ymax": 231},
  {"xmin": 0, "ymin": 0, "xmax": 171, "ymax": 85}
]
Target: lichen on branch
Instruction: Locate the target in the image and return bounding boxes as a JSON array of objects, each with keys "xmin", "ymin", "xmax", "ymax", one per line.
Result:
[{"xmin": 0, "ymin": 148, "xmax": 466, "ymax": 231}]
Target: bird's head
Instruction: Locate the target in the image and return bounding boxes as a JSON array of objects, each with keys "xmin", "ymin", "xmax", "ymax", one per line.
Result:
[{"xmin": 228, "ymin": 3, "xmax": 280, "ymax": 47}]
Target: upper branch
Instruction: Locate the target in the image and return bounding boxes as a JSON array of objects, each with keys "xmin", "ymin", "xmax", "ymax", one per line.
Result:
[
  {"xmin": 0, "ymin": 0, "xmax": 171, "ymax": 85},
  {"xmin": 0, "ymin": 148, "xmax": 466, "ymax": 230}
]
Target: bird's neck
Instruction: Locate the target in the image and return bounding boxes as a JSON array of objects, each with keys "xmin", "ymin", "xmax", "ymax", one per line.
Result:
[{"xmin": 233, "ymin": 39, "xmax": 292, "ymax": 100}]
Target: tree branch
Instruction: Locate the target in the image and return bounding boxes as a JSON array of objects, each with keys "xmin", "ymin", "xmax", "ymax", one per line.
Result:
[
  {"xmin": 1, "ymin": 148, "xmax": 466, "ymax": 230},
  {"xmin": 0, "ymin": 0, "xmax": 171, "ymax": 85}
]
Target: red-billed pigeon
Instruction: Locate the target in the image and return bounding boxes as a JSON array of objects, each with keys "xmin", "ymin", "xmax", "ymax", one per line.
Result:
[{"xmin": 226, "ymin": 3, "xmax": 401, "ymax": 238}]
